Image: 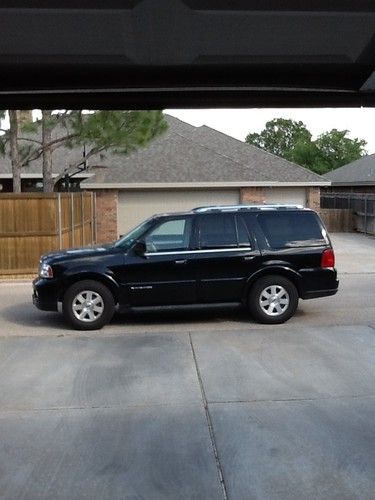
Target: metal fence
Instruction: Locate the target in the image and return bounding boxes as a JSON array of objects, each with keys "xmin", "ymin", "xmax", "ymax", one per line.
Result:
[{"xmin": 321, "ymin": 193, "xmax": 375, "ymax": 235}]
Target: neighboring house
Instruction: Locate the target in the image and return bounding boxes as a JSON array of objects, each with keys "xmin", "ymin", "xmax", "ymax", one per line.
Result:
[
  {"xmin": 0, "ymin": 137, "xmax": 93, "ymax": 193},
  {"xmin": 323, "ymin": 154, "xmax": 375, "ymax": 194},
  {"xmin": 0, "ymin": 114, "xmax": 329, "ymax": 243},
  {"xmin": 81, "ymin": 115, "xmax": 329, "ymax": 241}
]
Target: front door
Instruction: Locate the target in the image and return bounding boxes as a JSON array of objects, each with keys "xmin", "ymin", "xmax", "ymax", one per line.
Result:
[{"xmin": 122, "ymin": 216, "xmax": 196, "ymax": 306}]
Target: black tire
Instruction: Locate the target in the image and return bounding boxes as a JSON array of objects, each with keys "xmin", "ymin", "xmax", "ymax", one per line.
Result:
[
  {"xmin": 62, "ymin": 280, "xmax": 115, "ymax": 330},
  {"xmin": 248, "ymin": 275, "xmax": 298, "ymax": 324}
]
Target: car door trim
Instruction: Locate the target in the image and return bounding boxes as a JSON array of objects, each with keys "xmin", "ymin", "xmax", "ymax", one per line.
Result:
[{"xmin": 144, "ymin": 247, "xmax": 253, "ymax": 257}]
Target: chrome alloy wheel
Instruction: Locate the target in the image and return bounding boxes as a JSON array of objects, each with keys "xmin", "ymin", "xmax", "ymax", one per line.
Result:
[
  {"xmin": 259, "ymin": 285, "xmax": 290, "ymax": 317},
  {"xmin": 72, "ymin": 290, "xmax": 104, "ymax": 322}
]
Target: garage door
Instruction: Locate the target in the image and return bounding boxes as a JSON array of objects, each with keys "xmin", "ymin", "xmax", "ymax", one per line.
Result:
[
  {"xmin": 264, "ymin": 187, "xmax": 306, "ymax": 206},
  {"xmin": 118, "ymin": 189, "xmax": 239, "ymax": 235}
]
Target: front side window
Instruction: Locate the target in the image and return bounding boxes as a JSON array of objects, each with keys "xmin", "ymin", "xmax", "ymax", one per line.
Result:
[
  {"xmin": 114, "ymin": 217, "xmax": 156, "ymax": 250},
  {"xmin": 144, "ymin": 217, "xmax": 192, "ymax": 252}
]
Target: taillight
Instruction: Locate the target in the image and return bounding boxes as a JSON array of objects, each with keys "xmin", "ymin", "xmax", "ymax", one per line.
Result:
[{"xmin": 321, "ymin": 248, "xmax": 335, "ymax": 268}]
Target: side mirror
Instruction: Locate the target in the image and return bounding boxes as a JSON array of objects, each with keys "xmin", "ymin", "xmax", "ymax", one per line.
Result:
[{"xmin": 133, "ymin": 240, "xmax": 146, "ymax": 257}]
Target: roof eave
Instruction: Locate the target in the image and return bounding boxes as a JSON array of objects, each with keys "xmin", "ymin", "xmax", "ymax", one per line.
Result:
[
  {"xmin": 0, "ymin": 173, "xmax": 94, "ymax": 179},
  {"xmin": 329, "ymin": 181, "xmax": 375, "ymax": 186},
  {"xmin": 82, "ymin": 181, "xmax": 330, "ymax": 189}
]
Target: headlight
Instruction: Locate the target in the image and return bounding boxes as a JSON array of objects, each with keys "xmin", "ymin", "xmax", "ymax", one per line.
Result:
[{"xmin": 39, "ymin": 262, "xmax": 54, "ymax": 279}]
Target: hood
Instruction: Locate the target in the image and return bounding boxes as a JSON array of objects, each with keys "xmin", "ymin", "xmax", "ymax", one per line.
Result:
[{"xmin": 41, "ymin": 244, "xmax": 118, "ymax": 263}]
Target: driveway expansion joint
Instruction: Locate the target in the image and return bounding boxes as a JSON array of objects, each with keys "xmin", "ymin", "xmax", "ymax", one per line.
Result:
[
  {"xmin": 0, "ymin": 401, "xmax": 204, "ymax": 415},
  {"xmin": 189, "ymin": 333, "xmax": 228, "ymax": 500},
  {"xmin": 207, "ymin": 394, "xmax": 375, "ymax": 405}
]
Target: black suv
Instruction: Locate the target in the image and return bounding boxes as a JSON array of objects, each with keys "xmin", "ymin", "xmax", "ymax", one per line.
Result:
[{"xmin": 33, "ymin": 205, "xmax": 338, "ymax": 330}]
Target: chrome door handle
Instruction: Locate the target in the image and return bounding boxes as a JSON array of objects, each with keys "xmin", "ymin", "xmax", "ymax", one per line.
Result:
[
  {"xmin": 175, "ymin": 259, "xmax": 187, "ymax": 265},
  {"xmin": 243, "ymin": 255, "xmax": 255, "ymax": 261}
]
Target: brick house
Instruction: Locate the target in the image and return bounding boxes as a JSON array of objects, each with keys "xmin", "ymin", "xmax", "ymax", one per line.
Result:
[
  {"xmin": 0, "ymin": 114, "xmax": 329, "ymax": 243},
  {"xmin": 82, "ymin": 116, "xmax": 328, "ymax": 242}
]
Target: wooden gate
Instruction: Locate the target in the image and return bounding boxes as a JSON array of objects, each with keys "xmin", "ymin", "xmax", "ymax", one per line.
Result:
[{"xmin": 0, "ymin": 192, "xmax": 96, "ymax": 276}]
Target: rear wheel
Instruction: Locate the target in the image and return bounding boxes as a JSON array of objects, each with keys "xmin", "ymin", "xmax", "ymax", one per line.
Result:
[
  {"xmin": 62, "ymin": 280, "xmax": 115, "ymax": 330},
  {"xmin": 248, "ymin": 275, "xmax": 298, "ymax": 324}
]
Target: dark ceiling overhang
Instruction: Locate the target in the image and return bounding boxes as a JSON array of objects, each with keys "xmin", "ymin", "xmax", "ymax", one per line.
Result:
[{"xmin": 1, "ymin": 0, "xmax": 375, "ymax": 108}]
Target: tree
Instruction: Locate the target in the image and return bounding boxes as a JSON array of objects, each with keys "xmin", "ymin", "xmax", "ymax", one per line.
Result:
[
  {"xmin": 0, "ymin": 110, "xmax": 40, "ymax": 192},
  {"xmin": 41, "ymin": 109, "xmax": 54, "ymax": 192},
  {"xmin": 8, "ymin": 111, "xmax": 22, "ymax": 193},
  {"xmin": 246, "ymin": 118, "xmax": 312, "ymax": 161},
  {"xmin": 245, "ymin": 118, "xmax": 367, "ymax": 174},
  {"xmin": 0, "ymin": 110, "xmax": 168, "ymax": 192},
  {"xmin": 314, "ymin": 129, "xmax": 367, "ymax": 173},
  {"xmin": 0, "ymin": 110, "xmax": 23, "ymax": 192}
]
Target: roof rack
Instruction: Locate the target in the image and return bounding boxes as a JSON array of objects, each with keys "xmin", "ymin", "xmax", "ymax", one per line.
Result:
[{"xmin": 192, "ymin": 204, "xmax": 304, "ymax": 213}]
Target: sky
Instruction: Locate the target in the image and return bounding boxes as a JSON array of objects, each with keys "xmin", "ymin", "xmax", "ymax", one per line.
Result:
[
  {"xmin": 2, "ymin": 108, "xmax": 375, "ymax": 155},
  {"xmin": 166, "ymin": 108, "xmax": 375, "ymax": 154}
]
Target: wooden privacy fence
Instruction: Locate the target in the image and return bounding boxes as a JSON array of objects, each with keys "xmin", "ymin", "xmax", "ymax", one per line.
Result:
[
  {"xmin": 321, "ymin": 193, "xmax": 375, "ymax": 235},
  {"xmin": 0, "ymin": 192, "xmax": 96, "ymax": 276},
  {"xmin": 319, "ymin": 209, "xmax": 354, "ymax": 233}
]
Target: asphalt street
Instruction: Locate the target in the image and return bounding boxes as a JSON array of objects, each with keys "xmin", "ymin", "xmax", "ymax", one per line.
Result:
[{"xmin": 0, "ymin": 233, "xmax": 374, "ymax": 499}]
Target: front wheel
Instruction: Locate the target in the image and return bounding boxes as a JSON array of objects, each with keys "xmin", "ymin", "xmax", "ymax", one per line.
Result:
[
  {"xmin": 62, "ymin": 280, "xmax": 115, "ymax": 330},
  {"xmin": 248, "ymin": 275, "xmax": 298, "ymax": 324}
]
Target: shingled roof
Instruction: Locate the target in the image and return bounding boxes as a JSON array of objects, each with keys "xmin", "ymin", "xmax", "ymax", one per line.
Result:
[
  {"xmin": 0, "ymin": 123, "xmax": 90, "ymax": 178},
  {"xmin": 82, "ymin": 115, "xmax": 326, "ymax": 187},
  {"xmin": 323, "ymin": 154, "xmax": 375, "ymax": 185},
  {"xmin": 0, "ymin": 114, "xmax": 328, "ymax": 186}
]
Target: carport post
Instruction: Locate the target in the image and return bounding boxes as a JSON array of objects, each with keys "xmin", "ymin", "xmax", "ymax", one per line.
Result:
[
  {"xmin": 91, "ymin": 192, "xmax": 94, "ymax": 245},
  {"xmin": 71, "ymin": 193, "xmax": 75, "ymax": 247},
  {"xmin": 81, "ymin": 192, "xmax": 84, "ymax": 245},
  {"xmin": 57, "ymin": 193, "xmax": 62, "ymax": 249}
]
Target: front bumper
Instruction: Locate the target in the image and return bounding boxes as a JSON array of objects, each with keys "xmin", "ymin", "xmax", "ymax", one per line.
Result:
[{"xmin": 32, "ymin": 277, "xmax": 59, "ymax": 311}]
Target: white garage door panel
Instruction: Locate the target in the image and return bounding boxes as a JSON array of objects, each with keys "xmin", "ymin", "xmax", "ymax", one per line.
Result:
[
  {"xmin": 265, "ymin": 187, "xmax": 306, "ymax": 206},
  {"xmin": 118, "ymin": 189, "xmax": 239, "ymax": 235}
]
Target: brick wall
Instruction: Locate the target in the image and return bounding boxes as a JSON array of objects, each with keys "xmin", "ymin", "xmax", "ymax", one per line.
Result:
[
  {"xmin": 306, "ymin": 187, "xmax": 320, "ymax": 211},
  {"xmin": 95, "ymin": 190, "xmax": 118, "ymax": 243},
  {"xmin": 240, "ymin": 187, "xmax": 265, "ymax": 204}
]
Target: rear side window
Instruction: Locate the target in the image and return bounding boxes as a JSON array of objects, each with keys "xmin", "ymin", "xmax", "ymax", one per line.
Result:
[
  {"xmin": 197, "ymin": 214, "xmax": 251, "ymax": 249},
  {"xmin": 257, "ymin": 211, "xmax": 327, "ymax": 249}
]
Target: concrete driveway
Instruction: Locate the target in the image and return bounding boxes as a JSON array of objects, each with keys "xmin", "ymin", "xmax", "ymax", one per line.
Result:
[{"xmin": 0, "ymin": 233, "xmax": 374, "ymax": 499}]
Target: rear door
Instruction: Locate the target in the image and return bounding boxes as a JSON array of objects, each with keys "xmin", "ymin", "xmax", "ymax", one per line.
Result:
[{"xmin": 192, "ymin": 213, "xmax": 261, "ymax": 303}]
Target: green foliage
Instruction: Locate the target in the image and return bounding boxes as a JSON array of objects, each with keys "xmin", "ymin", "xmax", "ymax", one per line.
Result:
[
  {"xmin": 0, "ymin": 109, "xmax": 168, "ymax": 168},
  {"xmin": 0, "ymin": 109, "xmax": 168, "ymax": 192},
  {"xmin": 20, "ymin": 120, "xmax": 38, "ymax": 134},
  {"xmin": 246, "ymin": 118, "xmax": 367, "ymax": 174},
  {"xmin": 246, "ymin": 118, "xmax": 312, "ymax": 161},
  {"xmin": 314, "ymin": 129, "xmax": 367, "ymax": 173},
  {"xmin": 71, "ymin": 110, "xmax": 168, "ymax": 155}
]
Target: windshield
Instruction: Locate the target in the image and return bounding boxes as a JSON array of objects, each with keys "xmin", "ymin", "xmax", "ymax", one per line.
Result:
[{"xmin": 114, "ymin": 217, "xmax": 157, "ymax": 250}]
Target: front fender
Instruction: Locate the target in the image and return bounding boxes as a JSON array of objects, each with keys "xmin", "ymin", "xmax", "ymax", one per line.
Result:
[{"xmin": 61, "ymin": 267, "xmax": 120, "ymax": 302}]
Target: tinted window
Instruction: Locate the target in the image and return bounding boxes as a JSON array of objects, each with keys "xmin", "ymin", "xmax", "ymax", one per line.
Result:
[
  {"xmin": 114, "ymin": 217, "xmax": 155, "ymax": 250},
  {"xmin": 257, "ymin": 212, "xmax": 327, "ymax": 249},
  {"xmin": 236, "ymin": 215, "xmax": 251, "ymax": 247},
  {"xmin": 145, "ymin": 218, "xmax": 191, "ymax": 252},
  {"xmin": 197, "ymin": 214, "xmax": 238, "ymax": 249}
]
